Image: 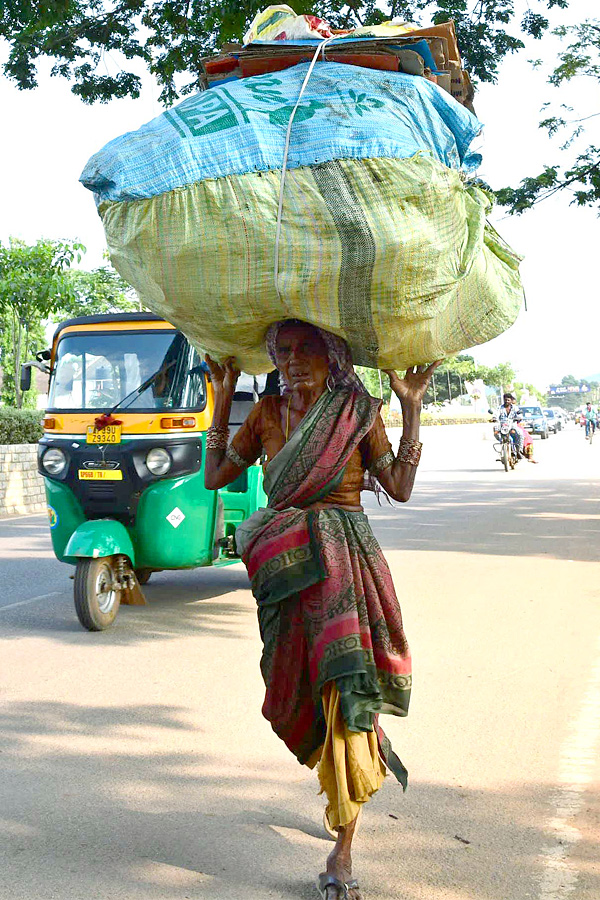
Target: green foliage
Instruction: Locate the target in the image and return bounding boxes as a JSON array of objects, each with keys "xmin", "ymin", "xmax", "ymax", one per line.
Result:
[
  {"xmin": 420, "ymin": 357, "xmax": 520, "ymax": 405},
  {"xmin": 421, "ymin": 353, "xmax": 486, "ymax": 403},
  {"xmin": 355, "ymin": 366, "xmax": 390, "ymax": 402},
  {"xmin": 357, "ymin": 353, "xmax": 504, "ymax": 406},
  {"xmin": 550, "ymin": 21, "xmax": 600, "ymax": 86},
  {"xmin": 0, "ymin": 408, "xmax": 43, "ymax": 444},
  {"xmin": 0, "ymin": 317, "xmax": 45, "ymax": 409},
  {"xmin": 1, "ymin": 0, "xmax": 563, "ymax": 106},
  {"xmin": 0, "ymin": 238, "xmax": 139, "ymax": 407},
  {"xmin": 496, "ymin": 149, "xmax": 600, "ymax": 213},
  {"xmin": 0, "ymin": 237, "xmax": 82, "ymax": 318},
  {"xmin": 497, "ymin": 17, "xmax": 600, "ymax": 213},
  {"xmin": 0, "ymin": 237, "xmax": 82, "ymax": 408},
  {"xmin": 514, "ymin": 380, "xmax": 546, "ymax": 403},
  {"xmin": 61, "ymin": 266, "xmax": 139, "ymax": 317},
  {"xmin": 4, "ymin": 2, "xmax": 594, "ymax": 212},
  {"xmin": 480, "ymin": 361, "xmax": 516, "ymax": 389}
]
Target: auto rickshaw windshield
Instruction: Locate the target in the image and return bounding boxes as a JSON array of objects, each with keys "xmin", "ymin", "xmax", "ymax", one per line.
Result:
[{"xmin": 48, "ymin": 330, "xmax": 206, "ymax": 412}]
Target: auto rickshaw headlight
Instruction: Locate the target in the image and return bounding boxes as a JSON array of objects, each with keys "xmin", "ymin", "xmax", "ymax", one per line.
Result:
[
  {"xmin": 146, "ymin": 447, "xmax": 172, "ymax": 476},
  {"xmin": 42, "ymin": 447, "xmax": 67, "ymax": 476}
]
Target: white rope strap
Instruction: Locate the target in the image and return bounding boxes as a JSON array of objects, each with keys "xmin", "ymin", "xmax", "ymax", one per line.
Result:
[{"xmin": 274, "ymin": 38, "xmax": 335, "ymax": 299}]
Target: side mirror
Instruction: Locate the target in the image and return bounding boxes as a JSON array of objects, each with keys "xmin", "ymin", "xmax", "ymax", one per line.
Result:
[
  {"xmin": 487, "ymin": 408, "xmax": 494, "ymax": 415},
  {"xmin": 20, "ymin": 364, "xmax": 32, "ymax": 393}
]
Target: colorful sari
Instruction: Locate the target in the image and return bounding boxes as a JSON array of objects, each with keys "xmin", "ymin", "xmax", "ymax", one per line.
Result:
[
  {"xmin": 516, "ymin": 422, "xmax": 534, "ymax": 458},
  {"xmin": 237, "ymin": 387, "xmax": 412, "ymax": 800}
]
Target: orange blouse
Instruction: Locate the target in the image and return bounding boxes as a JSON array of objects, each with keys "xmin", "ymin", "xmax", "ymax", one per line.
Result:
[{"xmin": 229, "ymin": 395, "xmax": 393, "ymax": 509}]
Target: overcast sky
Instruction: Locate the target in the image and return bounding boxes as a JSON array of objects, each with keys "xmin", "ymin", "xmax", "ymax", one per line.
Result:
[{"xmin": 1, "ymin": 1, "xmax": 599, "ymax": 387}]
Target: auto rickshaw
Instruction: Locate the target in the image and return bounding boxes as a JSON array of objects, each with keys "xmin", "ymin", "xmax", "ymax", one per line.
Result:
[{"xmin": 23, "ymin": 312, "xmax": 269, "ymax": 631}]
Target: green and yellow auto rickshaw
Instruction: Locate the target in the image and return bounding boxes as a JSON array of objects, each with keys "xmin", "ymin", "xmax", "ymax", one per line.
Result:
[{"xmin": 27, "ymin": 312, "xmax": 270, "ymax": 631}]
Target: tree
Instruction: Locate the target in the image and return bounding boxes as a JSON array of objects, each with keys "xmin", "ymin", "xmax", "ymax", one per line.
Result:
[
  {"xmin": 514, "ymin": 380, "xmax": 546, "ymax": 403},
  {"xmin": 437, "ymin": 357, "xmax": 457, "ymax": 401},
  {"xmin": 478, "ymin": 361, "xmax": 516, "ymax": 396},
  {"xmin": 496, "ymin": 18, "xmax": 600, "ymax": 213},
  {"xmin": 0, "ymin": 238, "xmax": 82, "ymax": 408},
  {"xmin": 419, "ymin": 354, "xmax": 476, "ymax": 404},
  {"xmin": 0, "ymin": 319, "xmax": 45, "ymax": 409},
  {"xmin": 62, "ymin": 266, "xmax": 139, "ymax": 317},
  {"xmin": 0, "ymin": 239, "xmax": 138, "ymax": 407},
  {"xmin": 437, "ymin": 354, "xmax": 478, "ymax": 400},
  {"xmin": 5, "ymin": 3, "xmax": 594, "ymax": 213},
  {"xmin": 0, "ymin": 1, "xmax": 566, "ymax": 107},
  {"xmin": 355, "ymin": 366, "xmax": 391, "ymax": 402}
]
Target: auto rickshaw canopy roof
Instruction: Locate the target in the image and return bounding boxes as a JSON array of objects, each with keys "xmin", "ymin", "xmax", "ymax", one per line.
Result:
[{"xmin": 52, "ymin": 312, "xmax": 168, "ymax": 344}]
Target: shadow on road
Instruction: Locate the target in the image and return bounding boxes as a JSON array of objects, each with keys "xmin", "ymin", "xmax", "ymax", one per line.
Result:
[
  {"xmin": 1, "ymin": 697, "xmax": 597, "ymax": 899},
  {"xmin": 0, "ymin": 517, "xmax": 57, "ymax": 559},
  {"xmin": 366, "ymin": 479, "xmax": 600, "ymax": 563},
  {"xmin": 0, "ymin": 564, "xmax": 254, "ymax": 646}
]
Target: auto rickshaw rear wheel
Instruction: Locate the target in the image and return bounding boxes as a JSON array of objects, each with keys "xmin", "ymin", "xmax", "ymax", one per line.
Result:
[
  {"xmin": 134, "ymin": 568, "xmax": 152, "ymax": 585},
  {"xmin": 74, "ymin": 557, "xmax": 121, "ymax": 631}
]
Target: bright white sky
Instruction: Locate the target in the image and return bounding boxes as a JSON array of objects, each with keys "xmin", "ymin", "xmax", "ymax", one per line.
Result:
[{"xmin": 1, "ymin": 1, "xmax": 599, "ymax": 388}]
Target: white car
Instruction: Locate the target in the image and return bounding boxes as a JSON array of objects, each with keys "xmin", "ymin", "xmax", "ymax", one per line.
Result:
[
  {"xmin": 543, "ymin": 408, "xmax": 562, "ymax": 433},
  {"xmin": 548, "ymin": 407, "xmax": 569, "ymax": 428}
]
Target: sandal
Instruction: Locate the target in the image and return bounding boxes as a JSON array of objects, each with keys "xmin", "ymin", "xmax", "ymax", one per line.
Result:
[{"xmin": 317, "ymin": 872, "xmax": 360, "ymax": 899}]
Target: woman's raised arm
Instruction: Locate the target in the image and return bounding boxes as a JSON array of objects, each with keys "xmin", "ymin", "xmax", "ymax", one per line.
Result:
[
  {"xmin": 376, "ymin": 362, "xmax": 442, "ymax": 503},
  {"xmin": 203, "ymin": 355, "xmax": 245, "ymax": 490}
]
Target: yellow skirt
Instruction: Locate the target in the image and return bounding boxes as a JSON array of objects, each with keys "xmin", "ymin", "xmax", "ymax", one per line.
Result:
[{"xmin": 311, "ymin": 682, "xmax": 386, "ymax": 829}]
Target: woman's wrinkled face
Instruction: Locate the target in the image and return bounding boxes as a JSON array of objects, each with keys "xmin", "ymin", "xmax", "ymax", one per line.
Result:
[{"xmin": 275, "ymin": 323, "xmax": 330, "ymax": 394}]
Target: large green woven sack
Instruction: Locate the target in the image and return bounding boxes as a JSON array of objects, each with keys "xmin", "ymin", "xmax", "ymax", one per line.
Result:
[{"xmin": 100, "ymin": 153, "xmax": 522, "ymax": 373}]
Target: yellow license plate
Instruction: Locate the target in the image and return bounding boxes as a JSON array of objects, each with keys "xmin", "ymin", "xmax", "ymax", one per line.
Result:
[
  {"xmin": 86, "ymin": 425, "xmax": 122, "ymax": 444},
  {"xmin": 78, "ymin": 469, "xmax": 123, "ymax": 480}
]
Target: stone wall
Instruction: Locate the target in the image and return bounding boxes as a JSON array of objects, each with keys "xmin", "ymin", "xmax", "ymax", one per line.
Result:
[{"xmin": 0, "ymin": 444, "xmax": 46, "ymax": 517}]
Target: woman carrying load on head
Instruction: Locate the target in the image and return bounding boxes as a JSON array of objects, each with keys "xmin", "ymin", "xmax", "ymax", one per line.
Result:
[{"xmin": 204, "ymin": 320, "xmax": 440, "ymax": 900}]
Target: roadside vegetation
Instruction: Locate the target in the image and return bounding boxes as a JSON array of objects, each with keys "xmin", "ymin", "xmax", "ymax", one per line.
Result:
[
  {"xmin": 0, "ymin": 238, "xmax": 138, "ymax": 409},
  {"xmin": 0, "ymin": 409, "xmax": 43, "ymax": 444}
]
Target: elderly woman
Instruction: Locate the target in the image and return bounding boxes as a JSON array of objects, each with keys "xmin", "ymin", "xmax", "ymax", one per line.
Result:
[{"xmin": 205, "ymin": 320, "xmax": 439, "ymax": 900}]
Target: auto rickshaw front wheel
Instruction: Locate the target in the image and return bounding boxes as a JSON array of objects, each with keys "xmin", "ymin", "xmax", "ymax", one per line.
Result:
[{"xmin": 74, "ymin": 557, "xmax": 121, "ymax": 631}]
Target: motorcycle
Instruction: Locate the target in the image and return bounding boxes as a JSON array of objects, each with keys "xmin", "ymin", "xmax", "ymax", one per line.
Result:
[{"xmin": 489, "ymin": 414, "xmax": 519, "ymax": 472}]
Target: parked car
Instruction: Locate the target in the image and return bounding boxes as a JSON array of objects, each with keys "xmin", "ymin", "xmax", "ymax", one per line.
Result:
[
  {"xmin": 543, "ymin": 408, "xmax": 561, "ymax": 433},
  {"xmin": 551, "ymin": 407, "xmax": 570, "ymax": 425},
  {"xmin": 520, "ymin": 405, "xmax": 549, "ymax": 439}
]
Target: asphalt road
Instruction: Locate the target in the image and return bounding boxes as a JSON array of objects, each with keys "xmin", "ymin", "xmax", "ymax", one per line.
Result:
[{"xmin": 1, "ymin": 423, "xmax": 599, "ymax": 900}]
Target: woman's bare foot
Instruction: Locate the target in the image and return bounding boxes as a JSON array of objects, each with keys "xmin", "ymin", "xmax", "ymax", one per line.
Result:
[{"xmin": 319, "ymin": 813, "xmax": 362, "ymax": 899}]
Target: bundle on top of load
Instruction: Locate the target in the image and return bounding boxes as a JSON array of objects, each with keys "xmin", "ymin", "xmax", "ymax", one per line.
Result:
[
  {"xmin": 80, "ymin": 4, "xmax": 523, "ymax": 374},
  {"xmin": 206, "ymin": 6, "xmax": 475, "ymax": 111}
]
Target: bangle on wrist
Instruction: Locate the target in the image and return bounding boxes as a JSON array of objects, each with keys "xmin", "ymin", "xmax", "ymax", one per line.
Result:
[
  {"xmin": 206, "ymin": 424, "xmax": 230, "ymax": 450},
  {"xmin": 398, "ymin": 437, "xmax": 422, "ymax": 466}
]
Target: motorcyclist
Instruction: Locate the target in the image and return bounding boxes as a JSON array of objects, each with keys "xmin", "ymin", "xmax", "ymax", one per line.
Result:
[{"xmin": 495, "ymin": 392, "xmax": 525, "ymax": 458}]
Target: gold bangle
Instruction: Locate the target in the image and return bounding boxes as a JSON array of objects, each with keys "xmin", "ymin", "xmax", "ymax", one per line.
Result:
[
  {"xmin": 398, "ymin": 437, "xmax": 422, "ymax": 466},
  {"xmin": 206, "ymin": 425, "xmax": 230, "ymax": 450},
  {"xmin": 225, "ymin": 444, "xmax": 249, "ymax": 470},
  {"xmin": 370, "ymin": 450, "xmax": 395, "ymax": 476}
]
